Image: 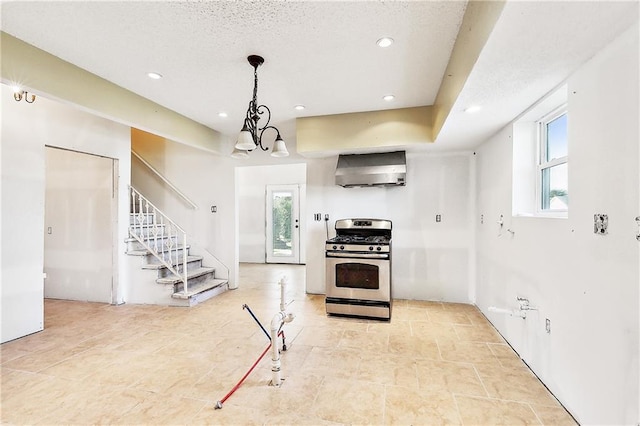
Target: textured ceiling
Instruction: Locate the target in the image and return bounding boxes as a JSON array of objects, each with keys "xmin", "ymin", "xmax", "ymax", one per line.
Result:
[{"xmin": 1, "ymin": 1, "xmax": 638, "ymax": 156}]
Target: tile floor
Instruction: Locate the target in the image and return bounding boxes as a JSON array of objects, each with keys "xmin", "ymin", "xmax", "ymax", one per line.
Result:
[{"xmin": 1, "ymin": 263, "xmax": 577, "ymax": 425}]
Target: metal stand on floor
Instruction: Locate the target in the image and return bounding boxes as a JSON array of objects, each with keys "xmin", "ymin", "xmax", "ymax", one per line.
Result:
[{"xmin": 215, "ymin": 276, "xmax": 294, "ymax": 409}]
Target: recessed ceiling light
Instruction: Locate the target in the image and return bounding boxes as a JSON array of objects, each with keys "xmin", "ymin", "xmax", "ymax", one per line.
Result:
[
  {"xmin": 377, "ymin": 37, "xmax": 394, "ymax": 48},
  {"xmin": 383, "ymin": 95, "xmax": 395, "ymax": 102},
  {"xmin": 294, "ymin": 105, "xmax": 305, "ymax": 111},
  {"xmin": 218, "ymin": 112, "xmax": 228, "ymax": 118},
  {"xmin": 147, "ymin": 72, "xmax": 163, "ymax": 80},
  {"xmin": 464, "ymin": 105, "xmax": 482, "ymax": 113}
]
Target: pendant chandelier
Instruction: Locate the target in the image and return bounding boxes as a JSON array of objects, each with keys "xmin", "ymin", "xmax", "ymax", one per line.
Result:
[{"xmin": 231, "ymin": 55, "xmax": 288, "ymax": 158}]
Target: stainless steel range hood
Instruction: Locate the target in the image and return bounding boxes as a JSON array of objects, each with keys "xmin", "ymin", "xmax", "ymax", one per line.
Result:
[{"xmin": 335, "ymin": 151, "xmax": 406, "ymax": 188}]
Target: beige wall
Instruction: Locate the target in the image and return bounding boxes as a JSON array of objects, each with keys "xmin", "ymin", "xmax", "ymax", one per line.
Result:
[{"xmin": 1, "ymin": 84, "xmax": 131, "ymax": 343}]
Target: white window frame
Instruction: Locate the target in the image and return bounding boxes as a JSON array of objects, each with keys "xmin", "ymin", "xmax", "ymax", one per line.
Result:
[{"xmin": 535, "ymin": 104, "xmax": 568, "ymax": 216}]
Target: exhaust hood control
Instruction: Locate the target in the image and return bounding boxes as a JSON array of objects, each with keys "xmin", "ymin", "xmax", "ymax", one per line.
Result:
[
  {"xmin": 340, "ymin": 246, "xmax": 344, "ymax": 250},
  {"xmin": 369, "ymin": 246, "xmax": 374, "ymax": 251},
  {"xmin": 332, "ymin": 245, "xmax": 337, "ymax": 250},
  {"xmin": 377, "ymin": 247, "xmax": 382, "ymax": 251}
]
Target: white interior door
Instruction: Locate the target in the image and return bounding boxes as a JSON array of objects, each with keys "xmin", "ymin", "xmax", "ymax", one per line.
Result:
[
  {"xmin": 44, "ymin": 147, "xmax": 115, "ymax": 303},
  {"xmin": 266, "ymin": 185, "xmax": 300, "ymax": 264}
]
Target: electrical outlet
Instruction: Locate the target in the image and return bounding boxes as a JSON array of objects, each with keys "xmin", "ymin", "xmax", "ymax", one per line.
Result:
[
  {"xmin": 211, "ymin": 205, "xmax": 217, "ymax": 213},
  {"xmin": 480, "ymin": 214, "xmax": 484, "ymax": 224},
  {"xmin": 594, "ymin": 214, "xmax": 608, "ymax": 235},
  {"xmin": 436, "ymin": 214, "xmax": 441, "ymax": 223},
  {"xmin": 545, "ymin": 318, "xmax": 551, "ymax": 334},
  {"xmin": 314, "ymin": 213, "xmax": 321, "ymax": 221}
]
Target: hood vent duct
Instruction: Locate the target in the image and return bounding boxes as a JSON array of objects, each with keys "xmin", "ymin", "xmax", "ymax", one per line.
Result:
[{"xmin": 335, "ymin": 151, "xmax": 406, "ymax": 188}]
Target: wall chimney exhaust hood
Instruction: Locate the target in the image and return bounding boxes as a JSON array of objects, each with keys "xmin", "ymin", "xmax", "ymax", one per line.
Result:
[{"xmin": 335, "ymin": 151, "xmax": 406, "ymax": 188}]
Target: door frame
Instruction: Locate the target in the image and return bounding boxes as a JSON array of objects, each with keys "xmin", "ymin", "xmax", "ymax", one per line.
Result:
[
  {"xmin": 43, "ymin": 146, "xmax": 119, "ymax": 304},
  {"xmin": 265, "ymin": 184, "xmax": 300, "ymax": 264}
]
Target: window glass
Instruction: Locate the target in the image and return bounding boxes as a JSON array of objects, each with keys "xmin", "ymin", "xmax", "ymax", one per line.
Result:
[
  {"xmin": 541, "ymin": 163, "xmax": 568, "ymax": 210},
  {"xmin": 546, "ymin": 113, "xmax": 568, "ymax": 161}
]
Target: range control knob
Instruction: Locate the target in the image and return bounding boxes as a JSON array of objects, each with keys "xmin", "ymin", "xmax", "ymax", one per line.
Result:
[
  {"xmin": 340, "ymin": 245, "xmax": 344, "ymax": 250},
  {"xmin": 332, "ymin": 245, "xmax": 337, "ymax": 250},
  {"xmin": 377, "ymin": 246, "xmax": 382, "ymax": 251},
  {"xmin": 369, "ymin": 246, "xmax": 374, "ymax": 251}
]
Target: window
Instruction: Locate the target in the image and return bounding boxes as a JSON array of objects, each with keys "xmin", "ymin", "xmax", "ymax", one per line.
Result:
[
  {"xmin": 512, "ymin": 84, "xmax": 567, "ymax": 218},
  {"xmin": 537, "ymin": 107, "xmax": 568, "ymax": 213}
]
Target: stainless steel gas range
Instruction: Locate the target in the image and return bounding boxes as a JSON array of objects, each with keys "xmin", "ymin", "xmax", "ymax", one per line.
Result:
[{"xmin": 325, "ymin": 218, "xmax": 392, "ymax": 320}]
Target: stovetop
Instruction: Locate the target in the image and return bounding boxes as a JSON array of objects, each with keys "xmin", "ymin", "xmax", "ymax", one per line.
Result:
[{"xmin": 327, "ymin": 235, "xmax": 390, "ymax": 245}]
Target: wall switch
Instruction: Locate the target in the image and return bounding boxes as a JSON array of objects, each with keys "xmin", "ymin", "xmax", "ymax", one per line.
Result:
[
  {"xmin": 436, "ymin": 214, "xmax": 441, "ymax": 222},
  {"xmin": 211, "ymin": 206, "xmax": 217, "ymax": 213},
  {"xmin": 314, "ymin": 213, "xmax": 321, "ymax": 221},
  {"xmin": 594, "ymin": 214, "xmax": 608, "ymax": 235},
  {"xmin": 545, "ymin": 318, "xmax": 551, "ymax": 334}
]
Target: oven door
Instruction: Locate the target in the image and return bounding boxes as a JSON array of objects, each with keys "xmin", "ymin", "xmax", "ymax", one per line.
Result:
[{"xmin": 325, "ymin": 255, "xmax": 390, "ymax": 302}]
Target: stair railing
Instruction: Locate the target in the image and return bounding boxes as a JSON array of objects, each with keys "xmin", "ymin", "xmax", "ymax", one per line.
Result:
[
  {"xmin": 132, "ymin": 150, "xmax": 198, "ymax": 210},
  {"xmin": 129, "ymin": 186, "xmax": 189, "ymax": 293}
]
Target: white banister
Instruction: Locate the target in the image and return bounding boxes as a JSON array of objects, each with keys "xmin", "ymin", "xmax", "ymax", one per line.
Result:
[
  {"xmin": 131, "ymin": 150, "xmax": 198, "ymax": 210},
  {"xmin": 130, "ymin": 186, "xmax": 189, "ymax": 293}
]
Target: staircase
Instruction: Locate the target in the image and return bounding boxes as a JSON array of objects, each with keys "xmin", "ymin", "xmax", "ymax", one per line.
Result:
[{"xmin": 125, "ymin": 186, "xmax": 229, "ymax": 307}]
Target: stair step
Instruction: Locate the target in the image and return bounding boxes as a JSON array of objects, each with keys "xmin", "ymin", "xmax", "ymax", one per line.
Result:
[
  {"xmin": 129, "ymin": 212, "xmax": 156, "ymax": 225},
  {"xmin": 171, "ymin": 279, "xmax": 228, "ymax": 300},
  {"xmin": 126, "ymin": 234, "xmax": 179, "ymax": 252},
  {"xmin": 156, "ymin": 267, "xmax": 215, "ymax": 285},
  {"xmin": 126, "ymin": 235, "xmax": 173, "ymax": 244},
  {"xmin": 126, "ymin": 244, "xmax": 189, "ymax": 256},
  {"xmin": 141, "ymin": 255, "xmax": 203, "ymax": 270}
]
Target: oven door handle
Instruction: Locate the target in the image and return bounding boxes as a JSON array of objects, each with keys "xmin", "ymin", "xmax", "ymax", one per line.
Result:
[{"xmin": 326, "ymin": 252, "xmax": 389, "ymax": 259}]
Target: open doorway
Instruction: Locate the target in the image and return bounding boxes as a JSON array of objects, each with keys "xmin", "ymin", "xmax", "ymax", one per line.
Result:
[
  {"xmin": 44, "ymin": 147, "xmax": 118, "ymax": 303},
  {"xmin": 237, "ymin": 164, "xmax": 306, "ymax": 264}
]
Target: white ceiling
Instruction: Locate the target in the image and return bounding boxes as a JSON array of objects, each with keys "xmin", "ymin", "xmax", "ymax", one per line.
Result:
[{"xmin": 1, "ymin": 1, "xmax": 638, "ymax": 156}]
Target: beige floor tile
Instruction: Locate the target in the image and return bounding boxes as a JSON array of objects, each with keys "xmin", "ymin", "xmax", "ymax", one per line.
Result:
[
  {"xmin": 1, "ymin": 264, "xmax": 573, "ymax": 425},
  {"xmin": 477, "ymin": 366, "xmax": 560, "ymax": 407},
  {"xmin": 190, "ymin": 401, "xmax": 265, "ymax": 425},
  {"xmin": 292, "ymin": 325, "xmax": 344, "ymax": 347},
  {"xmin": 415, "ymin": 358, "xmax": 487, "ymax": 397},
  {"xmin": 311, "ymin": 377, "xmax": 385, "ymax": 424},
  {"xmin": 454, "ymin": 323, "xmax": 505, "ymax": 343},
  {"xmin": 384, "ymin": 386, "xmax": 461, "ymax": 425},
  {"xmin": 442, "ymin": 302, "xmax": 481, "ymax": 313},
  {"xmin": 338, "ymin": 329, "xmax": 390, "ymax": 352},
  {"xmin": 437, "ymin": 339, "xmax": 498, "ymax": 363},
  {"xmin": 391, "ymin": 305, "xmax": 430, "ymax": 321},
  {"xmin": 1, "ymin": 345, "xmax": 85, "ymax": 373},
  {"xmin": 1, "ymin": 376, "xmax": 98, "ymax": 424},
  {"xmin": 531, "ymin": 404, "xmax": 578, "ymax": 425},
  {"xmin": 411, "ymin": 320, "xmax": 458, "ymax": 340},
  {"xmin": 389, "ymin": 333, "xmax": 441, "ymax": 359},
  {"xmin": 0, "ymin": 344, "xmax": 34, "ymax": 364},
  {"xmin": 356, "ymin": 352, "xmax": 418, "ymax": 388},
  {"xmin": 456, "ymin": 395, "xmax": 541, "ymax": 425},
  {"xmin": 39, "ymin": 348, "xmax": 120, "ymax": 380},
  {"xmin": 367, "ymin": 318, "xmax": 412, "ymax": 335},
  {"xmin": 488, "ymin": 343, "xmax": 530, "ymax": 369},
  {"xmin": 301, "ymin": 346, "xmax": 361, "ymax": 380},
  {"xmin": 39, "ymin": 386, "xmax": 153, "ymax": 425},
  {"xmin": 405, "ymin": 299, "xmax": 445, "ymax": 310},
  {"xmin": 428, "ymin": 309, "xmax": 474, "ymax": 325},
  {"xmin": 117, "ymin": 393, "xmax": 208, "ymax": 424}
]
